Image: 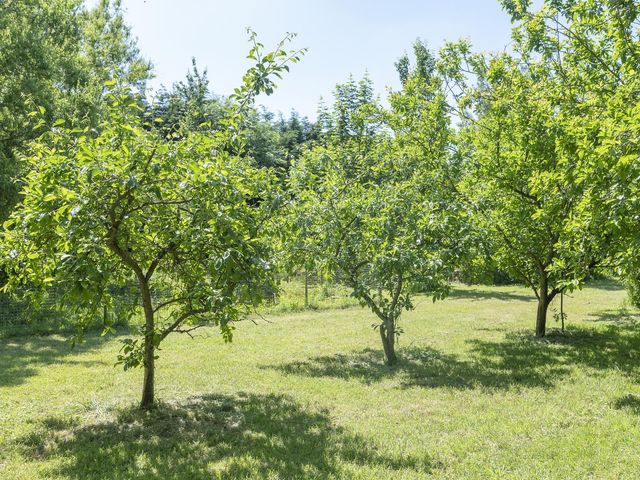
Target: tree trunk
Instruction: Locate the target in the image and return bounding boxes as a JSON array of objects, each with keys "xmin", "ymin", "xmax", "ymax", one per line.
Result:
[
  {"xmin": 379, "ymin": 319, "xmax": 397, "ymax": 366},
  {"xmin": 535, "ymin": 297, "xmax": 549, "ymax": 338},
  {"xmin": 535, "ymin": 272, "xmax": 549, "ymax": 338},
  {"xmin": 140, "ymin": 334, "xmax": 155, "ymax": 409},
  {"xmin": 139, "ymin": 279, "xmax": 156, "ymax": 409}
]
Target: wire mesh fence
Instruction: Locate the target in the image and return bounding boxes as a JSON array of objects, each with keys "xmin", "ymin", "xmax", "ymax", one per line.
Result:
[
  {"xmin": 0, "ymin": 284, "xmax": 143, "ymax": 336},
  {"xmin": 0, "ymin": 272, "xmax": 357, "ymax": 336}
]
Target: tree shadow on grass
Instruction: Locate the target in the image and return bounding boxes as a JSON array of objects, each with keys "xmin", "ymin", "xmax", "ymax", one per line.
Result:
[
  {"xmin": 588, "ymin": 307, "xmax": 640, "ymax": 325},
  {"xmin": 585, "ymin": 279, "xmax": 624, "ymax": 291},
  {"xmin": 271, "ymin": 345, "xmax": 571, "ymax": 391},
  {"xmin": 448, "ymin": 287, "xmax": 534, "ymax": 303},
  {"xmin": 18, "ymin": 393, "xmax": 438, "ymax": 480},
  {"xmin": 613, "ymin": 394, "xmax": 640, "ymax": 415},
  {"xmin": 271, "ymin": 321, "xmax": 640, "ymax": 392},
  {"xmin": 0, "ymin": 334, "xmax": 109, "ymax": 387},
  {"xmin": 466, "ymin": 323, "xmax": 640, "ymax": 383}
]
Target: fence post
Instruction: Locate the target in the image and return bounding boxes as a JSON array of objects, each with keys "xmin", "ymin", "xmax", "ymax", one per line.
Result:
[
  {"xmin": 560, "ymin": 290, "xmax": 564, "ymax": 332},
  {"xmin": 304, "ymin": 268, "xmax": 309, "ymax": 309}
]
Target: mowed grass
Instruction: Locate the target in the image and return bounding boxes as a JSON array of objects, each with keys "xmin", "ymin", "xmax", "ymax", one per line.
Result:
[{"xmin": 2, "ymin": 281, "xmax": 640, "ymax": 479}]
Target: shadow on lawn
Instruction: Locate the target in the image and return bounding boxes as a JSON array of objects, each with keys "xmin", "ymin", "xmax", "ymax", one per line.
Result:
[
  {"xmin": 0, "ymin": 334, "xmax": 109, "ymax": 387},
  {"xmin": 614, "ymin": 394, "xmax": 640, "ymax": 415},
  {"xmin": 588, "ymin": 307, "xmax": 640, "ymax": 325},
  {"xmin": 585, "ymin": 279, "xmax": 625, "ymax": 291},
  {"xmin": 272, "ymin": 321, "xmax": 640, "ymax": 391},
  {"xmin": 448, "ymin": 287, "xmax": 534, "ymax": 303},
  {"xmin": 20, "ymin": 393, "xmax": 437, "ymax": 480},
  {"xmin": 272, "ymin": 345, "xmax": 570, "ymax": 390}
]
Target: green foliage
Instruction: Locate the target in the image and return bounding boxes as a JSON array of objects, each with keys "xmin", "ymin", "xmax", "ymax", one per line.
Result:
[
  {"xmin": 272, "ymin": 110, "xmax": 320, "ymax": 169},
  {"xmin": 2, "ymin": 86, "xmax": 279, "ymax": 340},
  {"xmin": 0, "ymin": 0, "xmax": 151, "ymax": 221},
  {"xmin": 150, "ymin": 58, "xmax": 315, "ymax": 171},
  {"xmin": 395, "ymin": 39, "xmax": 437, "ymax": 85},
  {"xmin": 455, "ymin": 250, "xmax": 516, "ymax": 286},
  {"xmin": 624, "ymin": 273, "xmax": 640, "ymax": 309},
  {"xmin": 316, "ymin": 74, "xmax": 383, "ymax": 145},
  {"xmin": 150, "ymin": 59, "xmax": 229, "ymax": 137}
]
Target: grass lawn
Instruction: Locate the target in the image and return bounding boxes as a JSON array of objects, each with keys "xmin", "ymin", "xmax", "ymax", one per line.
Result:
[{"xmin": 1, "ymin": 280, "xmax": 640, "ymax": 479}]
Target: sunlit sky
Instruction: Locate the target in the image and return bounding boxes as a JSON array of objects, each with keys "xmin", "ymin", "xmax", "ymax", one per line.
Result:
[{"xmin": 96, "ymin": 1, "xmax": 519, "ymax": 119}]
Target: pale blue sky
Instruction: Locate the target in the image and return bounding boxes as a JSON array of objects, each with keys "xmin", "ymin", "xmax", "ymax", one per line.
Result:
[{"xmin": 105, "ymin": 1, "xmax": 518, "ymax": 119}]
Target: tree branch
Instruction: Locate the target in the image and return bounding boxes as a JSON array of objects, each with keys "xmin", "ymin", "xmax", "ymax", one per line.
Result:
[
  {"xmin": 160, "ymin": 308, "xmax": 209, "ymax": 341},
  {"xmin": 146, "ymin": 243, "xmax": 176, "ymax": 281}
]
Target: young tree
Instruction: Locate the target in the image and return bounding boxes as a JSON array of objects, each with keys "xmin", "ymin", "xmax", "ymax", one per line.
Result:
[
  {"xmin": 287, "ymin": 71, "xmax": 466, "ymax": 365},
  {"xmin": 1, "ymin": 33, "xmax": 305, "ymax": 409}
]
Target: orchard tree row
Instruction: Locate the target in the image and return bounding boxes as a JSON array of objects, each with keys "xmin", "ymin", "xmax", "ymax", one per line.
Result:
[{"xmin": 1, "ymin": 0, "xmax": 639, "ymax": 408}]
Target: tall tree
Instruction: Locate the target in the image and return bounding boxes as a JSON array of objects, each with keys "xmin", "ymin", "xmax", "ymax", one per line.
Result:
[
  {"xmin": 274, "ymin": 110, "xmax": 319, "ymax": 169},
  {"xmin": 498, "ymin": 0, "xmax": 639, "ymax": 304},
  {"xmin": 0, "ymin": 0, "xmax": 151, "ymax": 222},
  {"xmin": 315, "ymin": 74, "xmax": 382, "ymax": 147}
]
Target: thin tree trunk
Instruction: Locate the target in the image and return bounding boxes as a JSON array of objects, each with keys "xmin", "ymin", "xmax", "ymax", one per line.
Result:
[
  {"xmin": 379, "ymin": 318, "xmax": 397, "ymax": 366},
  {"xmin": 536, "ymin": 272, "xmax": 549, "ymax": 338},
  {"xmin": 535, "ymin": 297, "xmax": 549, "ymax": 338},
  {"xmin": 105, "ymin": 227, "xmax": 157, "ymax": 409},
  {"xmin": 140, "ymin": 333, "xmax": 155, "ymax": 409},
  {"xmin": 139, "ymin": 279, "xmax": 155, "ymax": 409}
]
